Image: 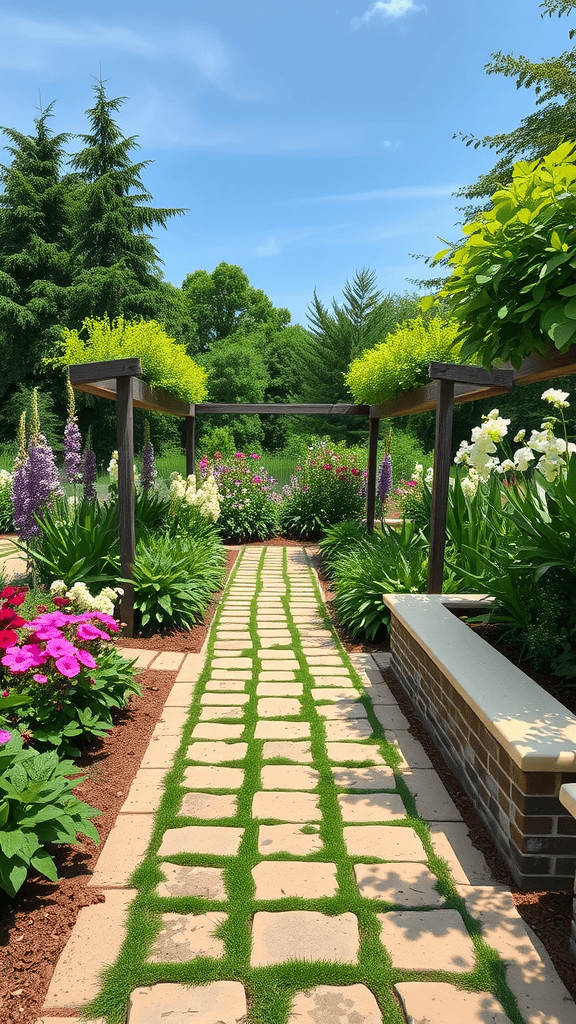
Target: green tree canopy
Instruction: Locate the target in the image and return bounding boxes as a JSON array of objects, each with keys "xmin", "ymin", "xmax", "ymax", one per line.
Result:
[
  {"xmin": 457, "ymin": 0, "xmax": 576, "ymax": 212},
  {"xmin": 181, "ymin": 262, "xmax": 291, "ymax": 354}
]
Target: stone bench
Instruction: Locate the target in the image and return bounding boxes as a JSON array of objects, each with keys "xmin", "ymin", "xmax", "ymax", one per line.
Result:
[{"xmin": 384, "ymin": 593, "xmax": 576, "ymax": 890}]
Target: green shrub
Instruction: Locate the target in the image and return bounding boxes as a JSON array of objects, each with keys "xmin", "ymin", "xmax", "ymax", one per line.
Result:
[
  {"xmin": 345, "ymin": 317, "xmax": 462, "ymax": 405},
  {"xmin": 278, "ymin": 440, "xmax": 365, "ymax": 540},
  {"xmin": 388, "ymin": 430, "xmax": 432, "ymax": 487},
  {"xmin": 0, "ymin": 733, "xmax": 100, "ymax": 896},
  {"xmin": 57, "ymin": 316, "xmax": 208, "ymax": 402},
  {"xmin": 130, "ymin": 534, "xmax": 225, "ymax": 632},
  {"xmin": 319, "ymin": 520, "xmax": 371, "ymax": 575},
  {"xmin": 201, "ymin": 454, "xmax": 279, "ymax": 542},
  {"xmin": 26, "ymin": 499, "xmax": 121, "ymax": 591},
  {"xmin": 199, "ymin": 424, "xmax": 237, "ymax": 462},
  {"xmin": 0, "ymin": 470, "xmax": 13, "ymax": 533}
]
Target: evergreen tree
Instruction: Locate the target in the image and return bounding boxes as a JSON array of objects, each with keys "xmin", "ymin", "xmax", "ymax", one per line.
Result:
[
  {"xmin": 0, "ymin": 103, "xmax": 72, "ymax": 407},
  {"xmin": 68, "ymin": 79, "xmax": 186, "ymax": 323},
  {"xmin": 456, "ymin": 0, "xmax": 576, "ymax": 212}
]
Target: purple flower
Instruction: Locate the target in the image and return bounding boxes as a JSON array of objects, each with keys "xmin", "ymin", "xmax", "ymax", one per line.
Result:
[
  {"xmin": 377, "ymin": 453, "xmax": 393, "ymax": 504},
  {"xmin": 63, "ymin": 419, "xmax": 82, "ymax": 484},
  {"xmin": 141, "ymin": 440, "xmax": 157, "ymax": 490},
  {"xmin": 12, "ymin": 434, "xmax": 64, "ymax": 541},
  {"xmin": 82, "ymin": 448, "xmax": 97, "ymax": 502}
]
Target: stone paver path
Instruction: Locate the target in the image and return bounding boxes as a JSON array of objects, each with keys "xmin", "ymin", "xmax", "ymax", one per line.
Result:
[{"xmin": 40, "ymin": 546, "xmax": 576, "ymax": 1024}]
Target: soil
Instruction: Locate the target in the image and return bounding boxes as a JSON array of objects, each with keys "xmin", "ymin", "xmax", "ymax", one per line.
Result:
[{"xmin": 1, "ymin": 543, "xmax": 575, "ymax": 1023}]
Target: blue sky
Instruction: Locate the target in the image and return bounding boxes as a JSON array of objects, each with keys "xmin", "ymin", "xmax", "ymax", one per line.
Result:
[{"xmin": 0, "ymin": 0, "xmax": 572, "ymax": 325}]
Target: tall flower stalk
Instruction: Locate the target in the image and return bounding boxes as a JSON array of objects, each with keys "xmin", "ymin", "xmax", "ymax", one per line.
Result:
[
  {"xmin": 63, "ymin": 378, "xmax": 82, "ymax": 487},
  {"xmin": 11, "ymin": 389, "xmax": 63, "ymax": 542},
  {"xmin": 377, "ymin": 429, "xmax": 393, "ymax": 525},
  {"xmin": 82, "ymin": 448, "xmax": 97, "ymax": 502},
  {"xmin": 141, "ymin": 420, "xmax": 157, "ymax": 491}
]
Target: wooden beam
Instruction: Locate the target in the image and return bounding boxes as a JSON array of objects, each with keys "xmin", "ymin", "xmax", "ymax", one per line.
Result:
[
  {"xmin": 427, "ymin": 379, "xmax": 455, "ymax": 594},
  {"xmin": 72, "ymin": 377, "xmax": 194, "ymax": 416},
  {"xmin": 366, "ymin": 415, "xmax": 379, "ymax": 533},
  {"xmin": 69, "ymin": 358, "xmax": 141, "ymax": 383},
  {"xmin": 117, "ymin": 376, "xmax": 135, "ymax": 638},
  {"xmin": 185, "ymin": 415, "xmax": 195, "ymax": 477},
  {"xmin": 194, "ymin": 403, "xmax": 370, "ymax": 415},
  {"xmin": 429, "ymin": 362, "xmax": 515, "ymax": 388}
]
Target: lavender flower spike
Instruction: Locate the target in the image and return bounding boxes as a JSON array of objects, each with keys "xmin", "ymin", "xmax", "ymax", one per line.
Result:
[
  {"xmin": 141, "ymin": 440, "xmax": 157, "ymax": 490},
  {"xmin": 377, "ymin": 452, "xmax": 393, "ymax": 504},
  {"xmin": 63, "ymin": 419, "xmax": 83, "ymax": 484},
  {"xmin": 12, "ymin": 433, "xmax": 63, "ymax": 541}
]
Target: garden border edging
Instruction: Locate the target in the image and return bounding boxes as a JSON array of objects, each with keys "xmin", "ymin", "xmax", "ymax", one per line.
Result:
[{"xmin": 384, "ymin": 593, "xmax": 576, "ymax": 891}]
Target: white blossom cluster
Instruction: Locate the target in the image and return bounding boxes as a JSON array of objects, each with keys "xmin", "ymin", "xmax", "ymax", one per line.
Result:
[
  {"xmin": 50, "ymin": 579, "xmax": 123, "ymax": 615},
  {"xmin": 107, "ymin": 450, "xmax": 139, "ymax": 486},
  {"xmin": 454, "ymin": 391, "xmax": 576, "ymax": 489},
  {"xmin": 169, "ymin": 472, "xmax": 220, "ymax": 522},
  {"xmin": 0, "ymin": 468, "xmax": 13, "ymax": 491},
  {"xmin": 413, "ymin": 464, "xmax": 434, "ymax": 486}
]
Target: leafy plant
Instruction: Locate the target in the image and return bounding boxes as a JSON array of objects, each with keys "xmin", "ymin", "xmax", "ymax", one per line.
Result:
[
  {"xmin": 129, "ymin": 534, "xmax": 225, "ymax": 632},
  {"xmin": 428, "ymin": 141, "xmax": 576, "ymax": 368},
  {"xmin": 24, "ymin": 498, "xmax": 120, "ymax": 590},
  {"xmin": 319, "ymin": 520, "xmax": 372, "ymax": 573},
  {"xmin": 56, "ymin": 316, "xmax": 208, "ymax": 403},
  {"xmin": 345, "ymin": 317, "xmax": 462, "ymax": 404},
  {"xmin": 199, "ymin": 453, "xmax": 279, "ymax": 542},
  {"xmin": 0, "ymin": 732, "xmax": 100, "ymax": 897}
]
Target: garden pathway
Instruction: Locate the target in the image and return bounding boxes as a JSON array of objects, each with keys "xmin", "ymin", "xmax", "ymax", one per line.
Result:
[{"xmin": 39, "ymin": 546, "xmax": 575, "ymax": 1024}]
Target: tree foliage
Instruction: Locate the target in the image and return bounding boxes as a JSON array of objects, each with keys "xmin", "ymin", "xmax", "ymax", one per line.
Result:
[
  {"xmin": 428, "ymin": 141, "xmax": 576, "ymax": 368},
  {"xmin": 457, "ymin": 0, "xmax": 576, "ymax": 210}
]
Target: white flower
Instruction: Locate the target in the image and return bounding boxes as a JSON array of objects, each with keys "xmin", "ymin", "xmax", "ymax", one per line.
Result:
[
  {"xmin": 513, "ymin": 429, "xmax": 526, "ymax": 444},
  {"xmin": 501, "ymin": 459, "xmax": 515, "ymax": 472},
  {"xmin": 461, "ymin": 469, "xmax": 479, "ymax": 499},
  {"xmin": 514, "ymin": 447, "xmax": 535, "ymax": 472},
  {"xmin": 49, "ymin": 580, "xmax": 67, "ymax": 595},
  {"xmin": 542, "ymin": 387, "xmax": 570, "ymax": 410},
  {"xmin": 527, "ymin": 429, "xmax": 550, "ymax": 453},
  {"xmin": 425, "ymin": 467, "xmax": 434, "ymax": 485}
]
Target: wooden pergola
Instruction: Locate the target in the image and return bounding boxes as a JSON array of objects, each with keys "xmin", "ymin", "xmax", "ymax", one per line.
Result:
[{"xmin": 69, "ymin": 343, "xmax": 576, "ymax": 636}]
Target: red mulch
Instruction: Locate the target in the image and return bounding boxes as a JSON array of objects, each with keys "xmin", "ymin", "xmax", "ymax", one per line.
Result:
[{"xmin": 1, "ymin": 543, "xmax": 575, "ymax": 1023}]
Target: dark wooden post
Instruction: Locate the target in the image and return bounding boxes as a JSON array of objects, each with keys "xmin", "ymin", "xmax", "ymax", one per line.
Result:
[
  {"xmin": 427, "ymin": 379, "xmax": 455, "ymax": 594},
  {"xmin": 366, "ymin": 413, "xmax": 379, "ymax": 533},
  {"xmin": 117, "ymin": 375, "xmax": 136, "ymax": 636},
  {"xmin": 185, "ymin": 412, "xmax": 195, "ymax": 477}
]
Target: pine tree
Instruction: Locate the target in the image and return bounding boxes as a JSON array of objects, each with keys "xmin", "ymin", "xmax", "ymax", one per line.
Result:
[
  {"xmin": 456, "ymin": 0, "xmax": 576, "ymax": 212},
  {"xmin": 0, "ymin": 103, "xmax": 72, "ymax": 404},
  {"xmin": 68, "ymin": 79, "xmax": 186, "ymax": 323}
]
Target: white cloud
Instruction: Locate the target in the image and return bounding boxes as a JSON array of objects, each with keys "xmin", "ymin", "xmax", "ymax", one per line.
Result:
[
  {"xmin": 255, "ymin": 238, "xmax": 281, "ymax": 258},
  {"xmin": 352, "ymin": 1, "xmax": 424, "ymax": 29},
  {"xmin": 0, "ymin": 14, "xmax": 231, "ymax": 91},
  {"xmin": 382, "ymin": 139, "xmax": 402, "ymax": 150},
  {"xmin": 301, "ymin": 185, "xmax": 459, "ymax": 204}
]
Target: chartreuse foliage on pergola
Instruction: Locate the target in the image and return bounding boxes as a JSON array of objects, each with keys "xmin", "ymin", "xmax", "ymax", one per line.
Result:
[
  {"xmin": 344, "ymin": 317, "xmax": 461, "ymax": 405},
  {"xmin": 57, "ymin": 316, "xmax": 208, "ymax": 402},
  {"xmin": 425, "ymin": 141, "xmax": 576, "ymax": 369}
]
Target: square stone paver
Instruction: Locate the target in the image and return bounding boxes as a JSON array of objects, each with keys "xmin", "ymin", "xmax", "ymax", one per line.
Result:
[
  {"xmin": 251, "ymin": 911, "xmax": 359, "ymax": 966},
  {"xmin": 394, "ymin": 983, "xmax": 510, "ymax": 1024},
  {"xmin": 260, "ymin": 660, "xmax": 299, "ymax": 672},
  {"xmin": 88, "ymin": 816, "xmax": 154, "ymax": 888},
  {"xmin": 258, "ymin": 824, "xmax": 322, "ymax": 855},
  {"xmin": 159, "ymin": 826, "xmax": 244, "ymax": 857},
  {"xmin": 372, "ymin": 705, "xmax": 411, "ymax": 731},
  {"xmin": 191, "ymin": 723, "xmax": 245, "ymax": 740},
  {"xmin": 343, "ymin": 826, "xmax": 427, "ymax": 860},
  {"xmin": 323, "ymin": 719, "xmax": 374, "ymax": 741},
  {"xmin": 127, "ymin": 981, "xmax": 247, "ymax": 1024},
  {"xmin": 386, "ymin": 730, "xmax": 433, "ymax": 770},
  {"xmin": 252, "ymin": 861, "xmax": 337, "ymax": 899},
  {"xmin": 186, "ymin": 742, "xmax": 247, "ymax": 763},
  {"xmin": 257, "ymin": 697, "xmax": 301, "ymax": 717},
  {"xmin": 257, "ymin": 682, "xmax": 303, "ymax": 696},
  {"xmin": 199, "ymin": 705, "xmax": 244, "ymax": 721},
  {"xmin": 354, "ymin": 863, "xmax": 443, "ymax": 906},
  {"xmin": 259, "ymin": 636, "xmax": 292, "ymax": 648},
  {"xmin": 252, "ymin": 791, "xmax": 321, "ymax": 821},
  {"xmin": 149, "ymin": 912, "xmax": 226, "ymax": 962},
  {"xmin": 326, "ymin": 742, "xmax": 385, "ymax": 765},
  {"xmin": 179, "ymin": 792, "xmax": 237, "ymax": 818},
  {"xmin": 288, "ymin": 986, "xmax": 382, "ymax": 1024},
  {"xmin": 312, "ymin": 690, "xmax": 356, "ymax": 704},
  {"xmin": 120, "ymin": 769, "xmax": 167, "ymax": 813},
  {"xmin": 309, "ymin": 668, "xmax": 352, "ymax": 678},
  {"xmin": 153, "ymin": 707, "xmax": 188, "ymax": 737},
  {"xmin": 332, "ymin": 767, "xmax": 395, "ymax": 789},
  {"xmin": 201, "ymin": 692, "xmax": 249, "ymax": 705},
  {"xmin": 149, "ymin": 651, "xmax": 185, "ymax": 671},
  {"xmin": 378, "ymin": 910, "xmax": 476, "ymax": 972},
  {"xmin": 261, "ymin": 765, "xmax": 319, "ymax": 790},
  {"xmin": 262, "ymin": 742, "xmax": 313, "ymax": 763},
  {"xmin": 164, "ymin": 683, "xmax": 195, "ymax": 707},
  {"xmin": 338, "ymin": 792, "xmax": 406, "ymax": 822},
  {"xmin": 255, "ymin": 721, "xmax": 310, "ymax": 740},
  {"xmin": 183, "ymin": 766, "xmax": 244, "ymax": 789},
  {"xmin": 140, "ymin": 733, "xmax": 182, "ymax": 769},
  {"xmin": 212, "ymin": 657, "xmax": 253, "ymax": 669},
  {"xmin": 117, "ymin": 647, "xmax": 158, "ymax": 670},
  {"xmin": 157, "ymin": 864, "xmax": 226, "ymax": 899},
  {"xmin": 316, "ymin": 702, "xmax": 368, "ymax": 720}
]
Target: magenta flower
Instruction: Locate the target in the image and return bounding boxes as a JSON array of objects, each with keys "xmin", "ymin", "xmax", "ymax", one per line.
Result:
[
  {"xmin": 33, "ymin": 674, "xmax": 48, "ymax": 684},
  {"xmin": 33, "ymin": 611, "xmax": 69, "ymax": 628},
  {"xmin": 253, "ymin": 475, "xmax": 262, "ymax": 484},
  {"xmin": 2, "ymin": 649, "xmax": 35, "ymax": 673},
  {"xmin": 56, "ymin": 655, "xmax": 80, "ymax": 678},
  {"xmin": 234, "ymin": 452, "xmax": 244, "ymax": 459},
  {"xmin": 21, "ymin": 643, "xmax": 48, "ymax": 667},
  {"xmin": 30, "ymin": 625, "xmax": 64, "ymax": 641},
  {"xmin": 82, "ymin": 611, "xmax": 118, "ymax": 631},
  {"xmin": 76, "ymin": 649, "xmax": 97, "ymax": 669},
  {"xmin": 251, "ymin": 453, "xmax": 259, "ymax": 459},
  {"xmin": 0, "ymin": 730, "xmax": 11, "ymax": 744},
  {"xmin": 46, "ymin": 637, "xmax": 76, "ymax": 659},
  {"xmin": 76, "ymin": 622, "xmax": 104, "ymax": 641}
]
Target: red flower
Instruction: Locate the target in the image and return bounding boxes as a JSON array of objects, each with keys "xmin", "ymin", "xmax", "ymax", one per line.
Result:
[
  {"xmin": 0, "ymin": 629, "xmax": 17, "ymax": 649},
  {"xmin": 0, "ymin": 608, "xmax": 26, "ymax": 628},
  {"xmin": 3, "ymin": 590, "xmax": 26, "ymax": 607},
  {"xmin": 1, "ymin": 587, "xmax": 18, "ymax": 599},
  {"xmin": 52, "ymin": 597, "xmax": 70, "ymax": 608}
]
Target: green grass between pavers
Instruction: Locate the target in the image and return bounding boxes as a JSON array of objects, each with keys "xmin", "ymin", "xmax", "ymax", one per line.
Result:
[{"xmin": 84, "ymin": 546, "xmax": 525, "ymax": 1024}]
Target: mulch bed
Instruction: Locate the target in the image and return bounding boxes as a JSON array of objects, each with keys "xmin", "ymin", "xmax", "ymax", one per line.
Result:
[{"xmin": 1, "ymin": 542, "xmax": 575, "ymax": 1023}]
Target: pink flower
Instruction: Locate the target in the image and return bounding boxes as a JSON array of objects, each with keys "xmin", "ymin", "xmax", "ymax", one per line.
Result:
[
  {"xmin": 76, "ymin": 649, "xmax": 97, "ymax": 669},
  {"xmin": 251, "ymin": 453, "xmax": 259, "ymax": 459},
  {"xmin": 0, "ymin": 730, "xmax": 11, "ymax": 744},
  {"xmin": 407, "ymin": 480, "xmax": 417, "ymax": 487},
  {"xmin": 2, "ymin": 649, "xmax": 35, "ymax": 673},
  {"xmin": 76, "ymin": 623, "xmax": 106, "ymax": 642},
  {"xmin": 56, "ymin": 655, "xmax": 80, "ymax": 678},
  {"xmin": 32, "ymin": 611, "xmax": 69, "ymax": 628},
  {"xmin": 2, "ymin": 690, "xmax": 9, "ymax": 697},
  {"xmin": 351, "ymin": 468, "xmax": 360, "ymax": 476},
  {"xmin": 46, "ymin": 637, "xmax": 77, "ymax": 659},
  {"xmin": 33, "ymin": 674, "xmax": 48, "ymax": 684},
  {"xmin": 21, "ymin": 643, "xmax": 48, "ymax": 667},
  {"xmin": 30, "ymin": 626, "xmax": 64, "ymax": 641},
  {"xmin": 253, "ymin": 475, "xmax": 262, "ymax": 484},
  {"xmin": 82, "ymin": 612, "xmax": 118, "ymax": 631},
  {"xmin": 234, "ymin": 452, "xmax": 244, "ymax": 459}
]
